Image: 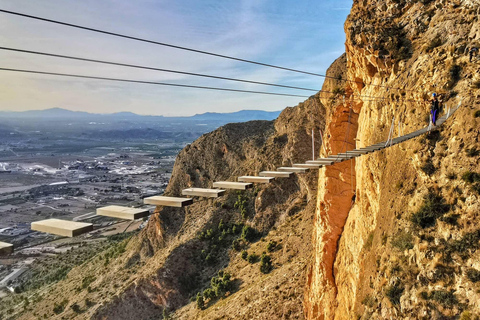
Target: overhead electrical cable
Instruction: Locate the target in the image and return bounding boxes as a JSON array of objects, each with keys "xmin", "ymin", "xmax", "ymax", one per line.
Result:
[
  {"xmin": 0, "ymin": 9, "xmax": 419, "ymax": 93},
  {"xmin": 0, "ymin": 66, "xmax": 420, "ymax": 103},
  {"xmin": 0, "ymin": 46, "xmax": 319, "ymax": 92},
  {"xmin": 0, "ymin": 67, "xmax": 310, "ymax": 98},
  {"xmin": 0, "ymin": 46, "xmax": 421, "ymax": 102}
]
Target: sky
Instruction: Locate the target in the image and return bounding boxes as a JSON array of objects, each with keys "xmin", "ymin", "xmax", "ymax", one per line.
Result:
[{"xmin": 0, "ymin": 0, "xmax": 352, "ymax": 116}]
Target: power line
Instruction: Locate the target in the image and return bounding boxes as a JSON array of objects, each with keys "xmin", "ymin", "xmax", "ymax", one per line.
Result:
[
  {"xmin": 0, "ymin": 66, "xmax": 420, "ymax": 103},
  {"xmin": 0, "ymin": 9, "xmax": 419, "ymax": 93},
  {"xmin": 0, "ymin": 46, "xmax": 420, "ymax": 103},
  {"xmin": 0, "ymin": 46, "xmax": 319, "ymax": 92},
  {"xmin": 0, "ymin": 67, "xmax": 310, "ymax": 98}
]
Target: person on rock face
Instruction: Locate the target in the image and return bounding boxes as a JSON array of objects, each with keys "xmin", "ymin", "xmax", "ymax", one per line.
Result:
[
  {"xmin": 469, "ymin": 47, "xmax": 478, "ymax": 62},
  {"xmin": 431, "ymin": 93, "xmax": 440, "ymax": 126}
]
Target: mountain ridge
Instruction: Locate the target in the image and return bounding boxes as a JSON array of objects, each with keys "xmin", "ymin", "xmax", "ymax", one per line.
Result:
[{"xmin": 0, "ymin": 107, "xmax": 282, "ymax": 121}]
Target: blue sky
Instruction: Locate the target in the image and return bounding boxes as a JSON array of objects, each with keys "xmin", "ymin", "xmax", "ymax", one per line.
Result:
[{"xmin": 0, "ymin": 0, "xmax": 352, "ymax": 116}]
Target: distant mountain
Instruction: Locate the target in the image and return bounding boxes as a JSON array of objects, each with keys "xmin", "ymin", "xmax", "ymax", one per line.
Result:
[
  {"xmin": 0, "ymin": 108, "xmax": 282, "ymax": 122},
  {"xmin": 190, "ymin": 110, "xmax": 281, "ymax": 122},
  {"xmin": 0, "ymin": 108, "xmax": 93, "ymax": 118}
]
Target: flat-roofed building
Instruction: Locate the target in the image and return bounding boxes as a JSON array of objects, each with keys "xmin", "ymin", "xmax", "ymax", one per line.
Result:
[
  {"xmin": 0, "ymin": 242, "xmax": 13, "ymax": 256},
  {"xmin": 96, "ymin": 205, "xmax": 150, "ymax": 220},
  {"xmin": 31, "ymin": 219, "xmax": 93, "ymax": 237}
]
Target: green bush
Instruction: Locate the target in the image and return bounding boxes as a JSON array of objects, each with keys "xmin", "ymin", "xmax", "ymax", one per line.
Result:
[
  {"xmin": 364, "ymin": 232, "xmax": 374, "ymax": 249},
  {"xmin": 53, "ymin": 299, "xmax": 68, "ymax": 315},
  {"xmin": 385, "ymin": 282, "xmax": 404, "ymax": 305},
  {"xmin": 260, "ymin": 253, "xmax": 273, "ymax": 274},
  {"xmin": 70, "ymin": 303, "xmax": 81, "ymax": 313},
  {"xmin": 391, "ymin": 231, "xmax": 414, "ymax": 250},
  {"xmin": 474, "ymin": 110, "xmax": 480, "ymax": 118},
  {"xmin": 196, "ymin": 269, "xmax": 234, "ymax": 309},
  {"xmin": 444, "ymin": 229, "xmax": 480, "ymax": 261},
  {"xmin": 231, "ymin": 239, "xmax": 242, "ymax": 251},
  {"xmin": 234, "ymin": 194, "xmax": 248, "ymax": 219},
  {"xmin": 247, "ymin": 253, "xmax": 258, "ymax": 264},
  {"xmin": 440, "ymin": 214, "xmax": 460, "ymax": 226},
  {"xmin": 431, "ymin": 290, "xmax": 458, "ymax": 307},
  {"xmin": 466, "ymin": 268, "xmax": 480, "ymax": 282},
  {"xmin": 449, "ymin": 64, "xmax": 462, "ymax": 84},
  {"xmin": 461, "ymin": 171, "xmax": 480, "ymax": 184},
  {"xmin": 466, "ymin": 147, "xmax": 480, "ymax": 157},
  {"xmin": 361, "ymin": 294, "xmax": 376, "ymax": 308},
  {"xmin": 241, "ymin": 225, "xmax": 257, "ymax": 242},
  {"xmin": 81, "ymin": 275, "xmax": 96, "ymax": 289},
  {"xmin": 241, "ymin": 250, "xmax": 248, "ymax": 260},
  {"xmin": 266, "ymin": 240, "xmax": 277, "ymax": 252},
  {"xmin": 411, "ymin": 192, "xmax": 450, "ymax": 228},
  {"xmin": 420, "ymin": 160, "xmax": 436, "ymax": 175},
  {"xmin": 196, "ymin": 292, "xmax": 204, "ymax": 309}
]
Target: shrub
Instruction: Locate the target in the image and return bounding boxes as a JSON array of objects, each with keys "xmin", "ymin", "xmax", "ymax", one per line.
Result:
[
  {"xmin": 266, "ymin": 240, "xmax": 277, "ymax": 252},
  {"xmin": 361, "ymin": 294, "xmax": 376, "ymax": 308},
  {"xmin": 53, "ymin": 299, "xmax": 68, "ymax": 314},
  {"xmin": 420, "ymin": 160, "xmax": 436, "ymax": 175},
  {"xmin": 466, "ymin": 268, "xmax": 480, "ymax": 282},
  {"xmin": 472, "ymin": 80, "xmax": 480, "ymax": 90},
  {"xmin": 449, "ymin": 64, "xmax": 462, "ymax": 84},
  {"xmin": 70, "ymin": 303, "xmax": 81, "ymax": 313},
  {"xmin": 440, "ymin": 214, "xmax": 460, "ymax": 226},
  {"xmin": 466, "ymin": 147, "xmax": 480, "ymax": 157},
  {"xmin": 241, "ymin": 225, "xmax": 257, "ymax": 242},
  {"xmin": 247, "ymin": 253, "xmax": 258, "ymax": 264},
  {"xmin": 260, "ymin": 253, "xmax": 273, "ymax": 274},
  {"xmin": 196, "ymin": 292, "xmax": 204, "ymax": 309},
  {"xmin": 391, "ymin": 231, "xmax": 414, "ymax": 250},
  {"xmin": 446, "ymin": 172, "xmax": 457, "ymax": 180},
  {"xmin": 411, "ymin": 192, "xmax": 450, "ymax": 228},
  {"xmin": 444, "ymin": 229, "xmax": 480, "ymax": 261},
  {"xmin": 81, "ymin": 275, "xmax": 96, "ymax": 289},
  {"xmin": 474, "ymin": 110, "xmax": 480, "ymax": 118},
  {"xmin": 431, "ymin": 290, "xmax": 458, "ymax": 307},
  {"xmin": 385, "ymin": 282, "xmax": 404, "ymax": 305},
  {"xmin": 234, "ymin": 194, "xmax": 248, "ymax": 219},
  {"xmin": 364, "ymin": 232, "xmax": 374, "ymax": 249},
  {"xmin": 462, "ymin": 171, "xmax": 480, "ymax": 184},
  {"xmin": 231, "ymin": 239, "xmax": 242, "ymax": 251},
  {"xmin": 241, "ymin": 250, "xmax": 248, "ymax": 260}
]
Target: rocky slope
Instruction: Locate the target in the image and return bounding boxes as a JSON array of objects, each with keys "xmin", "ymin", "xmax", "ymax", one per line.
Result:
[
  {"xmin": 14, "ymin": 91, "xmax": 327, "ymax": 319},
  {"xmin": 305, "ymin": 0, "xmax": 480, "ymax": 319}
]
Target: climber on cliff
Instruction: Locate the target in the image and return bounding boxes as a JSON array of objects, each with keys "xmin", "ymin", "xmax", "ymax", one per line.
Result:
[
  {"xmin": 430, "ymin": 93, "xmax": 440, "ymax": 126},
  {"xmin": 469, "ymin": 46, "xmax": 478, "ymax": 62}
]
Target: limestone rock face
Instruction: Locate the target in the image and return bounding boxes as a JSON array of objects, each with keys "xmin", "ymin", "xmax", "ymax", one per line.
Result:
[{"xmin": 305, "ymin": 0, "xmax": 480, "ymax": 319}]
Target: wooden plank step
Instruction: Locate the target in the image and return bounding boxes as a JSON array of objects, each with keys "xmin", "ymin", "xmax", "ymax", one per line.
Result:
[
  {"xmin": 0, "ymin": 242, "xmax": 13, "ymax": 256},
  {"xmin": 182, "ymin": 188, "xmax": 225, "ymax": 198},
  {"xmin": 259, "ymin": 171, "xmax": 293, "ymax": 178},
  {"xmin": 238, "ymin": 176, "xmax": 274, "ymax": 183},
  {"xmin": 144, "ymin": 196, "xmax": 193, "ymax": 207},
  {"xmin": 213, "ymin": 181, "xmax": 253, "ymax": 190},
  {"xmin": 293, "ymin": 163, "xmax": 324, "ymax": 168},
  {"xmin": 335, "ymin": 154, "xmax": 361, "ymax": 158},
  {"xmin": 307, "ymin": 160, "xmax": 335, "ymax": 165},
  {"xmin": 96, "ymin": 205, "xmax": 150, "ymax": 220},
  {"xmin": 277, "ymin": 167, "xmax": 309, "ymax": 173},
  {"xmin": 340, "ymin": 150, "xmax": 370, "ymax": 154},
  {"xmin": 31, "ymin": 219, "xmax": 93, "ymax": 237}
]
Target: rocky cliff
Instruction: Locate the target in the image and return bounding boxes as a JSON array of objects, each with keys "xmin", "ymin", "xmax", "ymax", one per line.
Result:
[{"xmin": 305, "ymin": 0, "xmax": 480, "ymax": 319}]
